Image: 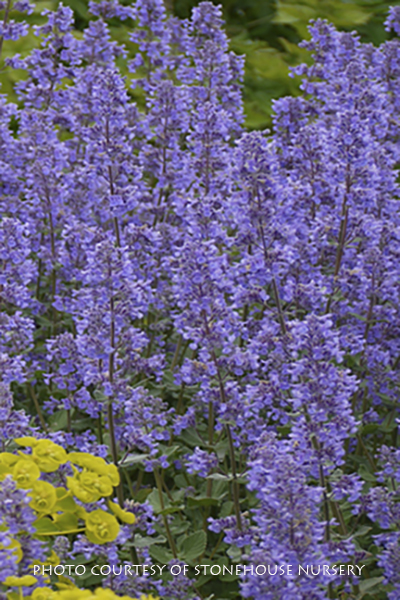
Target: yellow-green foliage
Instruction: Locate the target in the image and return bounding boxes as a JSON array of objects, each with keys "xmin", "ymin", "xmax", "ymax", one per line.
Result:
[
  {"xmin": 5, "ymin": 579, "xmax": 158, "ymax": 600},
  {"xmin": 0, "ymin": 438, "xmax": 141, "ymax": 598},
  {"xmin": 0, "ymin": 437, "xmax": 135, "ymax": 543}
]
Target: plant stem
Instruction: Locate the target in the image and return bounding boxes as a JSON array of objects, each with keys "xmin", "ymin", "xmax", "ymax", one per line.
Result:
[
  {"xmin": 226, "ymin": 424, "xmax": 242, "ymax": 531},
  {"xmin": 154, "ymin": 468, "xmax": 177, "ymax": 558},
  {"xmin": 28, "ymin": 383, "xmax": 48, "ymax": 432}
]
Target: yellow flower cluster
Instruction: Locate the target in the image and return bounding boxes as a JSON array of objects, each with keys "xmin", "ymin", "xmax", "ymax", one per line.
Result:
[
  {"xmin": 66, "ymin": 452, "xmax": 119, "ymax": 504},
  {"xmin": 0, "ymin": 439, "xmax": 136, "ymax": 558},
  {"xmin": 0, "ymin": 440, "xmax": 148, "ymax": 599},
  {"xmin": 4, "ymin": 579, "xmax": 158, "ymax": 600}
]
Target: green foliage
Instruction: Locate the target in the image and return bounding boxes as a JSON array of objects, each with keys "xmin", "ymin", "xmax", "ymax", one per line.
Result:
[
  {"xmin": 1, "ymin": 0, "xmax": 400, "ymax": 127},
  {"xmin": 174, "ymin": 0, "xmax": 400, "ymax": 127}
]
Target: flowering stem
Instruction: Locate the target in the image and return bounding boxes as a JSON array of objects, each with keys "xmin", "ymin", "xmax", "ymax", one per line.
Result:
[
  {"xmin": 201, "ymin": 308, "xmax": 242, "ymax": 529},
  {"xmin": 356, "ymin": 433, "xmax": 377, "ymax": 471},
  {"xmin": 213, "ymin": 358, "xmax": 242, "ymax": 529},
  {"xmin": 104, "ymin": 249, "xmax": 124, "ymax": 506},
  {"xmin": 42, "ymin": 181, "xmax": 59, "ymax": 337},
  {"xmin": 171, "ymin": 335, "xmax": 182, "ymax": 370},
  {"xmin": 28, "ymin": 383, "xmax": 48, "ymax": 433},
  {"xmin": 36, "ymin": 235, "xmax": 44, "ymax": 300},
  {"xmin": 226, "ymin": 424, "xmax": 242, "ymax": 531},
  {"xmin": 255, "ymin": 191, "xmax": 287, "ymax": 335},
  {"xmin": 330, "ymin": 498, "xmax": 347, "ymax": 536},
  {"xmin": 363, "ymin": 272, "xmax": 376, "ymax": 340},
  {"xmin": 108, "ymin": 293, "xmax": 118, "ymax": 465},
  {"xmin": 0, "ymin": 0, "xmax": 11, "ymax": 60},
  {"xmin": 319, "ymin": 464, "xmax": 331, "ymax": 542},
  {"xmin": 325, "ymin": 183, "xmax": 350, "ymax": 313},
  {"xmin": 97, "ymin": 413, "xmax": 103, "ymax": 444},
  {"xmin": 206, "ymin": 400, "xmax": 214, "ymax": 499},
  {"xmin": 154, "ymin": 467, "xmax": 177, "ymax": 558},
  {"xmin": 105, "ymin": 117, "xmax": 120, "ymax": 246},
  {"xmin": 209, "ymin": 531, "xmax": 224, "ymax": 560},
  {"xmin": 303, "ymin": 403, "xmax": 332, "ymax": 542},
  {"xmin": 176, "ymin": 383, "xmax": 186, "ymax": 415}
]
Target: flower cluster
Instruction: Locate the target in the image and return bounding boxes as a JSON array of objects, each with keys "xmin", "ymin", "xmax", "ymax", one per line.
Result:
[{"xmin": 0, "ymin": 1, "xmax": 400, "ymax": 598}]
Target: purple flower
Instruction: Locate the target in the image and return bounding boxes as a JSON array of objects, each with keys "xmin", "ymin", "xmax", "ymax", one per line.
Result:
[{"xmin": 185, "ymin": 447, "xmax": 218, "ymax": 478}]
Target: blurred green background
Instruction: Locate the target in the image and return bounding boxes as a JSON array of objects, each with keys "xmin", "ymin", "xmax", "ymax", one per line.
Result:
[{"xmin": 1, "ymin": 0, "xmax": 400, "ymax": 128}]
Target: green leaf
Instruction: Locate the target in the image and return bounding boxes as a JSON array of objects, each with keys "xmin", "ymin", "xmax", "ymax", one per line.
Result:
[
  {"xmin": 360, "ymin": 423, "xmax": 379, "ymax": 435},
  {"xmin": 53, "ymin": 493, "xmax": 77, "ymax": 512},
  {"xmin": 273, "ymin": 2, "xmax": 315, "ymax": 25},
  {"xmin": 146, "ymin": 489, "xmax": 183, "ymax": 516},
  {"xmin": 53, "ymin": 512, "xmax": 79, "ymax": 531},
  {"xmin": 120, "ymin": 452, "xmax": 150, "ymax": 467},
  {"xmin": 48, "ymin": 409, "xmax": 69, "ymax": 430},
  {"xmin": 379, "ymin": 412, "xmax": 397, "ymax": 433},
  {"xmin": 377, "ymin": 393, "xmax": 398, "ymax": 408},
  {"xmin": 160, "ymin": 505, "xmax": 184, "ymax": 516},
  {"xmin": 149, "ymin": 545, "xmax": 174, "ymax": 564},
  {"xmin": 180, "ymin": 428, "xmax": 206, "ymax": 448},
  {"xmin": 135, "ymin": 488, "xmax": 153, "ymax": 503},
  {"xmin": 33, "ymin": 517, "xmax": 57, "ymax": 535},
  {"xmin": 147, "ymin": 489, "xmax": 163, "ymax": 514},
  {"xmin": 352, "ymin": 525, "xmax": 372, "ymax": 538},
  {"xmin": 220, "ymin": 500, "xmax": 234, "ymax": 518},
  {"xmin": 356, "ymin": 576, "xmax": 385, "ymax": 599},
  {"xmin": 187, "ymin": 496, "xmax": 219, "ymax": 509},
  {"xmin": 54, "ymin": 488, "xmax": 77, "ymax": 512},
  {"xmin": 132, "ymin": 534, "xmax": 167, "ymax": 548},
  {"xmin": 163, "ymin": 444, "xmax": 181, "ymax": 458},
  {"xmin": 179, "ymin": 530, "xmax": 207, "ymax": 562},
  {"xmin": 358, "ymin": 464, "xmax": 376, "ymax": 483},
  {"xmin": 349, "ymin": 312, "xmax": 368, "ymax": 322},
  {"xmin": 206, "ymin": 473, "xmax": 232, "ymax": 481},
  {"xmin": 331, "ymin": 5, "xmax": 370, "ymax": 27}
]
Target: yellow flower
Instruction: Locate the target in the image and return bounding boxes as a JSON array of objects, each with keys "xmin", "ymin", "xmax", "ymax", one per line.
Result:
[
  {"xmin": 108, "ymin": 501, "xmax": 136, "ymax": 524},
  {"xmin": 80, "ymin": 471, "xmax": 113, "ymax": 497},
  {"xmin": 31, "ymin": 550, "xmax": 60, "ymax": 579},
  {"xmin": 31, "ymin": 588, "xmax": 56, "ymax": 600},
  {"xmin": 85, "ymin": 509, "xmax": 119, "ymax": 544},
  {"xmin": 67, "ymin": 470, "xmax": 113, "ymax": 503},
  {"xmin": 12, "ymin": 459, "xmax": 40, "ymax": 489},
  {"xmin": 32, "ymin": 440, "xmax": 67, "ymax": 472},
  {"xmin": 4, "ymin": 575, "xmax": 37, "ymax": 587},
  {"xmin": 43, "ymin": 550, "xmax": 60, "ymax": 567},
  {"xmin": 67, "ymin": 453, "xmax": 120, "ymax": 486},
  {"xmin": 57, "ymin": 588, "xmax": 92, "ymax": 600},
  {"xmin": 67, "ymin": 474, "xmax": 101, "ymax": 503},
  {"xmin": 67, "ymin": 453, "xmax": 109, "ymax": 475},
  {"xmin": 105, "ymin": 464, "xmax": 119, "ymax": 486},
  {"xmin": 90, "ymin": 590, "xmax": 117, "ymax": 600},
  {"xmin": 14, "ymin": 437, "xmax": 39, "ymax": 447},
  {"xmin": 29, "ymin": 481, "xmax": 57, "ymax": 513},
  {"xmin": 75, "ymin": 505, "xmax": 88, "ymax": 520},
  {"xmin": 0, "ymin": 462, "xmax": 12, "ymax": 481},
  {"xmin": 0, "ymin": 452, "xmax": 19, "ymax": 467},
  {"xmin": 0, "ymin": 539, "xmax": 23, "ymax": 563}
]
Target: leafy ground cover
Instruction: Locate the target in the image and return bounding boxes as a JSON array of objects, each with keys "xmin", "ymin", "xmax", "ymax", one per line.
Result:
[{"xmin": 1, "ymin": 1, "xmax": 400, "ymax": 599}]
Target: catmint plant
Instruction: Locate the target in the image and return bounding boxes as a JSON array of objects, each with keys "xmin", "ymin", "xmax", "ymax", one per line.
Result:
[{"xmin": 0, "ymin": 2, "xmax": 399, "ymax": 599}]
